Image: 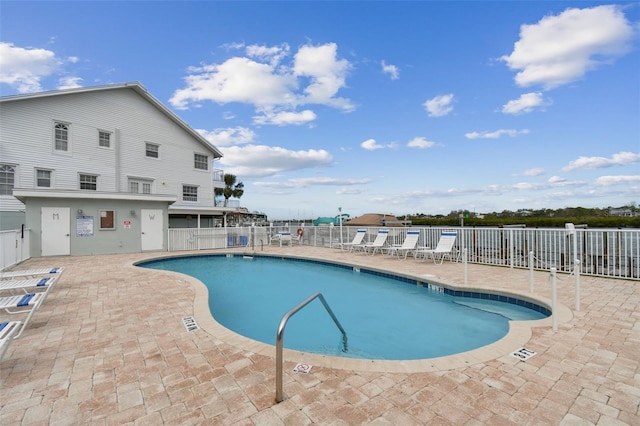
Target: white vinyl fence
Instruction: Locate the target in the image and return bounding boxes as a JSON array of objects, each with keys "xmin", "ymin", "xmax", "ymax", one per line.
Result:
[
  {"xmin": 168, "ymin": 225, "xmax": 640, "ymax": 280},
  {"xmin": 0, "ymin": 227, "xmax": 30, "ymax": 270}
]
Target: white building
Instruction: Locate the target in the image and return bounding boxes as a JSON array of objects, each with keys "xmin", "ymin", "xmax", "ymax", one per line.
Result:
[{"xmin": 0, "ymin": 82, "xmax": 231, "ymax": 256}]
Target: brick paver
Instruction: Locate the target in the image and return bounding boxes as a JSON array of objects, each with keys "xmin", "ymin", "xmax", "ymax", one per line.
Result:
[{"xmin": 1, "ymin": 246, "xmax": 638, "ymax": 425}]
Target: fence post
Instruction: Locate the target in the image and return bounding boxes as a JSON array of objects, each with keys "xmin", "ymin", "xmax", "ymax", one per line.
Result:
[
  {"xmin": 550, "ymin": 267, "xmax": 557, "ymax": 331},
  {"xmin": 575, "ymin": 258, "xmax": 581, "ymax": 311},
  {"xmin": 529, "ymin": 251, "xmax": 534, "ymax": 293},
  {"xmin": 463, "ymin": 248, "xmax": 468, "ymax": 284}
]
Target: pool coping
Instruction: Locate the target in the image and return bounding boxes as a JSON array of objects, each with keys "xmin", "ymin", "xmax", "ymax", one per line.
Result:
[{"xmin": 133, "ymin": 251, "xmax": 574, "ymax": 374}]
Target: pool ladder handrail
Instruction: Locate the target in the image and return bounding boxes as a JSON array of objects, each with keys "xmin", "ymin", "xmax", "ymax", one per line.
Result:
[{"xmin": 275, "ymin": 292, "xmax": 348, "ymax": 402}]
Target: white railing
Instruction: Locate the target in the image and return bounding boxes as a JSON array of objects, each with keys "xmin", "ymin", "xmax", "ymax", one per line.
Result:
[
  {"xmin": 0, "ymin": 227, "xmax": 30, "ymax": 270},
  {"xmin": 167, "ymin": 225, "xmax": 639, "ymax": 280}
]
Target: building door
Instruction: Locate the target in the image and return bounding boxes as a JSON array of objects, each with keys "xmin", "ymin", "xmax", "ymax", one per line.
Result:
[
  {"xmin": 141, "ymin": 209, "xmax": 164, "ymax": 251},
  {"xmin": 41, "ymin": 207, "xmax": 71, "ymax": 256}
]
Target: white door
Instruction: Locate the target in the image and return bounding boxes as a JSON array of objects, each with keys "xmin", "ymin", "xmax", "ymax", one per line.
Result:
[
  {"xmin": 141, "ymin": 209, "xmax": 164, "ymax": 251},
  {"xmin": 41, "ymin": 207, "xmax": 71, "ymax": 256}
]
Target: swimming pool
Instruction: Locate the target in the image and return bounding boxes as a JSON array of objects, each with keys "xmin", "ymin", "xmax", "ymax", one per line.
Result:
[{"xmin": 140, "ymin": 254, "xmax": 549, "ymax": 361}]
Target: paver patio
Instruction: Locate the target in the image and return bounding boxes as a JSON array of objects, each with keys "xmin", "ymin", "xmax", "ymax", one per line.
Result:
[{"xmin": 1, "ymin": 246, "xmax": 638, "ymax": 425}]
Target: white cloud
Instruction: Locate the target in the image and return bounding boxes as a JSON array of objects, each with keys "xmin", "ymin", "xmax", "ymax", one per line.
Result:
[
  {"xmin": 548, "ymin": 175, "xmax": 566, "ymax": 183},
  {"xmin": 423, "ymin": 94, "xmax": 454, "ymax": 117},
  {"xmin": 465, "ymin": 129, "xmax": 530, "ymax": 139},
  {"xmin": 218, "ymin": 145, "xmax": 333, "ymax": 178},
  {"xmin": 253, "ymin": 109, "xmax": 317, "ymax": 126},
  {"xmin": 501, "ymin": 5, "xmax": 634, "ymax": 89},
  {"xmin": 523, "ymin": 167, "xmax": 545, "ymax": 176},
  {"xmin": 502, "ymin": 92, "xmax": 548, "ymax": 115},
  {"xmin": 381, "ymin": 60, "xmax": 399, "ymax": 80},
  {"xmin": 0, "ymin": 42, "xmax": 60, "ymax": 93},
  {"xmin": 336, "ymin": 187, "xmax": 365, "ymax": 195},
  {"xmin": 57, "ymin": 76, "xmax": 83, "ymax": 90},
  {"xmin": 562, "ymin": 151, "xmax": 640, "ymax": 172},
  {"xmin": 360, "ymin": 138, "xmax": 397, "ymax": 150},
  {"xmin": 594, "ymin": 175, "xmax": 640, "ymax": 186},
  {"xmin": 407, "ymin": 137, "xmax": 436, "ymax": 149},
  {"xmin": 170, "ymin": 42, "xmax": 354, "ymax": 122},
  {"xmin": 197, "ymin": 126, "xmax": 256, "ymax": 147},
  {"xmin": 255, "ymin": 177, "xmax": 370, "ymax": 189}
]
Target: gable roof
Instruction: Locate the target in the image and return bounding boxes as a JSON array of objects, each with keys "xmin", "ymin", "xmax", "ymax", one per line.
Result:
[{"xmin": 0, "ymin": 82, "xmax": 223, "ymax": 158}]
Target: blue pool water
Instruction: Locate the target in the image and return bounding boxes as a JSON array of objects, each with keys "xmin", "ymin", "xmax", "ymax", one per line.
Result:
[{"xmin": 141, "ymin": 255, "xmax": 548, "ymax": 360}]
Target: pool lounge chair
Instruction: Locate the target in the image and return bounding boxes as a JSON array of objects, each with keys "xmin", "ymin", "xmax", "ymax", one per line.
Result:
[
  {"xmin": 0, "ymin": 267, "xmax": 64, "ymax": 280},
  {"xmin": 0, "ymin": 292, "xmax": 46, "ymax": 339},
  {"xmin": 0, "ymin": 275, "xmax": 60, "ymax": 302},
  {"xmin": 354, "ymin": 229, "xmax": 390, "ymax": 256},
  {"xmin": 385, "ymin": 230, "xmax": 421, "ymax": 260},
  {"xmin": 0, "ymin": 321, "xmax": 22, "ymax": 361},
  {"xmin": 414, "ymin": 231, "xmax": 457, "ymax": 264},
  {"xmin": 338, "ymin": 229, "xmax": 367, "ymax": 252},
  {"xmin": 271, "ymin": 232, "xmax": 294, "ymax": 247}
]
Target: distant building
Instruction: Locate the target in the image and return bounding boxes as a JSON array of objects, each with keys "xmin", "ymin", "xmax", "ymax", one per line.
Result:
[{"xmin": 609, "ymin": 207, "xmax": 638, "ymax": 217}]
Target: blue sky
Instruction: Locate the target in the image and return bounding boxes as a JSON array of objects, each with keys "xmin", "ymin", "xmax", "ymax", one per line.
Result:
[{"xmin": 1, "ymin": 1, "xmax": 638, "ymax": 220}]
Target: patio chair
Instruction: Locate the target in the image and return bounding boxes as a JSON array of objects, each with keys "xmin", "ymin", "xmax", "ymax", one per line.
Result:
[
  {"xmin": 0, "ymin": 267, "xmax": 64, "ymax": 280},
  {"xmin": 271, "ymin": 232, "xmax": 293, "ymax": 247},
  {"xmin": 355, "ymin": 229, "xmax": 390, "ymax": 256},
  {"xmin": 0, "ymin": 292, "xmax": 46, "ymax": 339},
  {"xmin": 338, "ymin": 229, "xmax": 367, "ymax": 252},
  {"xmin": 414, "ymin": 232, "xmax": 457, "ymax": 264},
  {"xmin": 385, "ymin": 230, "xmax": 421, "ymax": 260},
  {"xmin": 0, "ymin": 321, "xmax": 22, "ymax": 362},
  {"xmin": 0, "ymin": 275, "xmax": 60, "ymax": 302}
]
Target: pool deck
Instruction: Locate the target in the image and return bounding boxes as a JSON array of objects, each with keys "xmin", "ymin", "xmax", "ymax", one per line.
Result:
[{"xmin": 1, "ymin": 246, "xmax": 638, "ymax": 425}]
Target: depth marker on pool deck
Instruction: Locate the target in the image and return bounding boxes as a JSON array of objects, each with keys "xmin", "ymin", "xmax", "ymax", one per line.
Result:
[
  {"xmin": 293, "ymin": 363, "xmax": 312, "ymax": 374},
  {"xmin": 510, "ymin": 347, "xmax": 536, "ymax": 361},
  {"xmin": 182, "ymin": 316, "xmax": 200, "ymax": 332}
]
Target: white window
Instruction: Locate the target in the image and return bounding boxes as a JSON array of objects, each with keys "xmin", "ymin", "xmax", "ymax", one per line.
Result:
[
  {"xmin": 36, "ymin": 169, "xmax": 52, "ymax": 188},
  {"xmin": 54, "ymin": 122, "xmax": 69, "ymax": 151},
  {"xmin": 129, "ymin": 178, "xmax": 152, "ymax": 194},
  {"xmin": 0, "ymin": 164, "xmax": 16, "ymax": 195},
  {"xmin": 79, "ymin": 174, "xmax": 97, "ymax": 190},
  {"xmin": 145, "ymin": 142, "xmax": 159, "ymax": 158},
  {"xmin": 194, "ymin": 153, "xmax": 209, "ymax": 170},
  {"xmin": 182, "ymin": 185, "xmax": 198, "ymax": 202},
  {"xmin": 98, "ymin": 131, "xmax": 111, "ymax": 148}
]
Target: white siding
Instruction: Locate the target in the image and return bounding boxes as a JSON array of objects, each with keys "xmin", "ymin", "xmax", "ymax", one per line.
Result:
[{"xmin": 0, "ymin": 87, "xmax": 218, "ymax": 210}]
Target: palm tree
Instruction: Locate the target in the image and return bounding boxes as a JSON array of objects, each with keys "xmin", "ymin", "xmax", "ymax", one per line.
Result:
[{"xmin": 215, "ymin": 174, "xmax": 244, "ymax": 207}]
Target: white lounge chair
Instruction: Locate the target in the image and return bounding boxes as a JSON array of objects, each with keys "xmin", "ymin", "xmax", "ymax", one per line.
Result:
[
  {"xmin": 271, "ymin": 232, "xmax": 293, "ymax": 247},
  {"xmin": 0, "ymin": 321, "xmax": 22, "ymax": 361},
  {"xmin": 355, "ymin": 229, "xmax": 390, "ymax": 256},
  {"xmin": 414, "ymin": 232, "xmax": 458, "ymax": 263},
  {"xmin": 0, "ymin": 267, "xmax": 64, "ymax": 280},
  {"xmin": 339, "ymin": 229, "xmax": 367, "ymax": 252},
  {"xmin": 0, "ymin": 292, "xmax": 46, "ymax": 339},
  {"xmin": 385, "ymin": 230, "xmax": 421, "ymax": 260},
  {"xmin": 0, "ymin": 276, "xmax": 60, "ymax": 302}
]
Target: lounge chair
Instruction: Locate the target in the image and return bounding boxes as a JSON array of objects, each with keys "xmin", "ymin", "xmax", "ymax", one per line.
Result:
[
  {"xmin": 338, "ymin": 229, "xmax": 367, "ymax": 252},
  {"xmin": 0, "ymin": 321, "xmax": 22, "ymax": 361},
  {"xmin": 0, "ymin": 275, "xmax": 60, "ymax": 302},
  {"xmin": 0, "ymin": 267, "xmax": 64, "ymax": 280},
  {"xmin": 385, "ymin": 230, "xmax": 421, "ymax": 260},
  {"xmin": 414, "ymin": 232, "xmax": 458, "ymax": 263},
  {"xmin": 271, "ymin": 232, "xmax": 293, "ymax": 247},
  {"xmin": 0, "ymin": 292, "xmax": 46, "ymax": 339},
  {"xmin": 354, "ymin": 229, "xmax": 390, "ymax": 256}
]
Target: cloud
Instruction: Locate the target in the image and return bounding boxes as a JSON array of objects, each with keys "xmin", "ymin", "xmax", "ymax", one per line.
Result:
[
  {"xmin": 336, "ymin": 187, "xmax": 365, "ymax": 195},
  {"xmin": 381, "ymin": 60, "xmax": 399, "ymax": 80},
  {"xmin": 197, "ymin": 126, "xmax": 256, "ymax": 147},
  {"xmin": 594, "ymin": 175, "xmax": 640, "ymax": 186},
  {"xmin": 423, "ymin": 94, "xmax": 454, "ymax": 117},
  {"xmin": 465, "ymin": 129, "xmax": 530, "ymax": 139},
  {"xmin": 562, "ymin": 151, "xmax": 640, "ymax": 172},
  {"xmin": 0, "ymin": 42, "xmax": 60, "ymax": 93},
  {"xmin": 255, "ymin": 177, "xmax": 371, "ymax": 189},
  {"xmin": 57, "ymin": 76, "xmax": 83, "ymax": 90},
  {"xmin": 502, "ymin": 92, "xmax": 549, "ymax": 115},
  {"xmin": 522, "ymin": 168, "xmax": 545, "ymax": 177},
  {"xmin": 548, "ymin": 175, "xmax": 565, "ymax": 183},
  {"xmin": 360, "ymin": 138, "xmax": 397, "ymax": 150},
  {"xmin": 218, "ymin": 144, "xmax": 333, "ymax": 178},
  {"xmin": 501, "ymin": 5, "xmax": 634, "ymax": 89},
  {"xmin": 407, "ymin": 137, "xmax": 436, "ymax": 149},
  {"xmin": 253, "ymin": 109, "xmax": 317, "ymax": 126}
]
